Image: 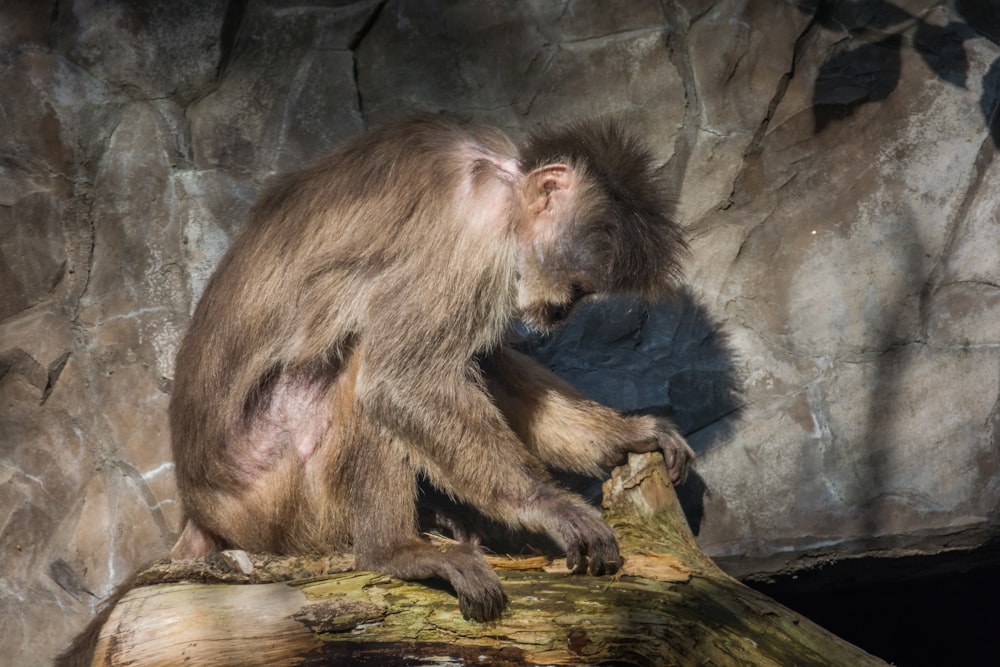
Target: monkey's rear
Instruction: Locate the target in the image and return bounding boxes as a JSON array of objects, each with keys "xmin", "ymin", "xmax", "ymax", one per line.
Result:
[{"xmin": 169, "ymin": 115, "xmax": 693, "ymax": 621}]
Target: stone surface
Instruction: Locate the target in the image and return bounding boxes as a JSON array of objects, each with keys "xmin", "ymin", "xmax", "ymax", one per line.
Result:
[{"xmin": 1, "ymin": 1, "xmax": 998, "ymax": 664}]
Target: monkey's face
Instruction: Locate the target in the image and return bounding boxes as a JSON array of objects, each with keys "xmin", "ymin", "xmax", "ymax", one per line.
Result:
[
  {"xmin": 513, "ymin": 164, "xmax": 602, "ymax": 331},
  {"xmin": 513, "ymin": 227, "xmax": 599, "ymax": 332},
  {"xmin": 516, "ymin": 276, "xmax": 595, "ymax": 331},
  {"xmin": 518, "ymin": 120, "xmax": 687, "ymax": 304}
]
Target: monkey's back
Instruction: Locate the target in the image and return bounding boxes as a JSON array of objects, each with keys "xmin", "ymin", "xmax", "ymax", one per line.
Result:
[{"xmin": 169, "ymin": 117, "xmax": 521, "ymax": 515}]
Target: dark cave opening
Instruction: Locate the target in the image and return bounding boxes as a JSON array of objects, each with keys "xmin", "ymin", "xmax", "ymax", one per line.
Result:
[{"xmin": 746, "ymin": 546, "xmax": 1000, "ymax": 666}]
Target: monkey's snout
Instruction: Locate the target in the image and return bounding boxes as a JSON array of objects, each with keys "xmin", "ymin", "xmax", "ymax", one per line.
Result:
[
  {"xmin": 568, "ymin": 283, "xmax": 593, "ymax": 303},
  {"xmin": 546, "ymin": 305, "xmax": 572, "ymax": 325},
  {"xmin": 540, "ymin": 284, "xmax": 592, "ymax": 326}
]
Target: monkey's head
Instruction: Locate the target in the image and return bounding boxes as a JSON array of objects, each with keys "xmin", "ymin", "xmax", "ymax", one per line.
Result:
[{"xmin": 515, "ymin": 120, "xmax": 686, "ymax": 331}]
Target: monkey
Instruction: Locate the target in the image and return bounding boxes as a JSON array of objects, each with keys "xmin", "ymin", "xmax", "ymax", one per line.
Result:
[{"xmin": 167, "ymin": 115, "xmax": 694, "ymax": 623}]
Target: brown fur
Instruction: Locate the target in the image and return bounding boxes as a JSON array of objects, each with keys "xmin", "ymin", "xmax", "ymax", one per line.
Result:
[
  {"xmin": 169, "ymin": 115, "xmax": 694, "ymax": 622},
  {"xmin": 54, "ymin": 567, "xmax": 145, "ymax": 667}
]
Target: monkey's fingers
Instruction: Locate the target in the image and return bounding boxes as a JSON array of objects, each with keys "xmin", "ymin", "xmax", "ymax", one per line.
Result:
[
  {"xmin": 458, "ymin": 584, "xmax": 509, "ymax": 623},
  {"xmin": 587, "ymin": 543, "xmax": 624, "ymax": 576},
  {"xmin": 567, "ymin": 542, "xmax": 623, "ymax": 576},
  {"xmin": 660, "ymin": 431, "xmax": 696, "ymax": 484},
  {"xmin": 566, "ymin": 542, "xmax": 589, "ymax": 574},
  {"xmin": 564, "ymin": 517, "xmax": 622, "ymax": 576}
]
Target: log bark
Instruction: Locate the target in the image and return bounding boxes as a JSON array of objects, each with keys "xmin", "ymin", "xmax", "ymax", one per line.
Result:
[{"xmin": 87, "ymin": 454, "xmax": 889, "ymax": 666}]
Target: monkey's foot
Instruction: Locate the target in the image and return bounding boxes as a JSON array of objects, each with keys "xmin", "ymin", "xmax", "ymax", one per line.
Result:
[
  {"xmin": 457, "ymin": 579, "xmax": 509, "ymax": 622},
  {"xmin": 442, "ymin": 546, "xmax": 509, "ymax": 622},
  {"xmin": 562, "ymin": 509, "xmax": 623, "ymax": 576},
  {"xmin": 359, "ymin": 540, "xmax": 509, "ymax": 622}
]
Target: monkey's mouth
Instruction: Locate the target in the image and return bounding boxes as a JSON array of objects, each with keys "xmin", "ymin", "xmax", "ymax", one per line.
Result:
[{"xmin": 536, "ymin": 284, "xmax": 593, "ymax": 328}]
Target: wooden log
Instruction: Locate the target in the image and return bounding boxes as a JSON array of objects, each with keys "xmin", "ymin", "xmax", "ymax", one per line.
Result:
[{"xmin": 86, "ymin": 454, "xmax": 889, "ymax": 666}]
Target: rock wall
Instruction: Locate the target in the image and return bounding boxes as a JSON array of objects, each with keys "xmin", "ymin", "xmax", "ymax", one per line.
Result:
[{"xmin": 1, "ymin": 1, "xmax": 997, "ymax": 663}]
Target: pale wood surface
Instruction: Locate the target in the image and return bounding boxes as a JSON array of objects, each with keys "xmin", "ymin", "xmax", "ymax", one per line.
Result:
[{"xmin": 90, "ymin": 454, "xmax": 889, "ymax": 666}]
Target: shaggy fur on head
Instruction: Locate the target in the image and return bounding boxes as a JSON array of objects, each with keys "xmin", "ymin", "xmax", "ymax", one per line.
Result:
[{"xmin": 520, "ymin": 119, "xmax": 687, "ymax": 300}]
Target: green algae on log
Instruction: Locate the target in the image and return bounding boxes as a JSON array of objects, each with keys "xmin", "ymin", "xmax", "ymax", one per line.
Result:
[{"xmin": 88, "ymin": 454, "xmax": 888, "ymax": 666}]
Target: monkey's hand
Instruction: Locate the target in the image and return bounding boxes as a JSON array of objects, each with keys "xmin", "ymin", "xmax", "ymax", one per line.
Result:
[
  {"xmin": 657, "ymin": 419, "xmax": 696, "ymax": 484},
  {"xmin": 625, "ymin": 416, "xmax": 696, "ymax": 484},
  {"xmin": 559, "ymin": 502, "xmax": 624, "ymax": 576}
]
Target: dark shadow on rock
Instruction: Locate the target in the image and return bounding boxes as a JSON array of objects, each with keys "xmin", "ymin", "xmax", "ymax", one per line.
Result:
[
  {"xmin": 808, "ymin": 0, "xmax": 911, "ymax": 32},
  {"xmin": 812, "ymin": 33, "xmax": 902, "ymax": 134},
  {"xmin": 981, "ymin": 57, "xmax": 1000, "ymax": 145},
  {"xmin": 956, "ymin": 0, "xmax": 1000, "ymax": 43},
  {"xmin": 854, "ymin": 208, "xmax": 959, "ymax": 545},
  {"xmin": 513, "ymin": 287, "xmax": 743, "ymax": 455},
  {"xmin": 515, "ymin": 288, "xmax": 743, "ymax": 538},
  {"xmin": 913, "ymin": 20, "xmax": 970, "ymax": 89},
  {"xmin": 799, "ymin": 0, "xmax": 1000, "ymax": 145},
  {"xmin": 416, "ymin": 287, "xmax": 743, "ymax": 547},
  {"xmin": 674, "ymin": 469, "xmax": 709, "ymax": 536}
]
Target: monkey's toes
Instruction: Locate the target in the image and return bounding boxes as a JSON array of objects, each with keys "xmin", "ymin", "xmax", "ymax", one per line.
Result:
[
  {"xmin": 587, "ymin": 545, "xmax": 623, "ymax": 576},
  {"xmin": 566, "ymin": 531, "xmax": 622, "ymax": 576},
  {"xmin": 458, "ymin": 585, "xmax": 509, "ymax": 622}
]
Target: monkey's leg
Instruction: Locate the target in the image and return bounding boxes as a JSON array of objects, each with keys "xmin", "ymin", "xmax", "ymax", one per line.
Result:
[
  {"xmin": 171, "ymin": 518, "xmax": 227, "ymax": 559},
  {"xmin": 333, "ymin": 399, "xmax": 507, "ymax": 622},
  {"xmin": 357, "ymin": 352, "xmax": 623, "ymax": 578},
  {"xmin": 484, "ymin": 347, "xmax": 695, "ymax": 483}
]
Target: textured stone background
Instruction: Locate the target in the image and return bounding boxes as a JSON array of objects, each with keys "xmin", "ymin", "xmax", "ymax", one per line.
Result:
[{"xmin": 2, "ymin": 1, "xmax": 998, "ymax": 663}]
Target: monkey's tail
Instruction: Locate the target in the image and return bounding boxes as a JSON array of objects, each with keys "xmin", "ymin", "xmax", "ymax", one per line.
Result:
[{"xmin": 53, "ymin": 567, "xmax": 145, "ymax": 667}]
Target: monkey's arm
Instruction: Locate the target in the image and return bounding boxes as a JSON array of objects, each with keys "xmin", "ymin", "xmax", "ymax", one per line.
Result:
[
  {"xmin": 483, "ymin": 347, "xmax": 695, "ymax": 483},
  {"xmin": 356, "ymin": 348, "xmax": 622, "ymax": 575}
]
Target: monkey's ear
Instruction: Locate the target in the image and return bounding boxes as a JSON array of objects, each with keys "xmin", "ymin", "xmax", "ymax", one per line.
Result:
[{"xmin": 524, "ymin": 164, "xmax": 573, "ymax": 217}]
